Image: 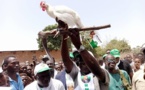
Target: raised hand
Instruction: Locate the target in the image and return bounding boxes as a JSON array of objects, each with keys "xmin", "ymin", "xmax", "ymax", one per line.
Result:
[{"xmin": 68, "ymin": 29, "xmax": 82, "ymax": 50}]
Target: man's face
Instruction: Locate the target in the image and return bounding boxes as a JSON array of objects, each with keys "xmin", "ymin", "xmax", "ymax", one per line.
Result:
[
  {"xmin": 6, "ymin": 57, "xmax": 20, "ymax": 73},
  {"xmin": 79, "ymin": 62, "xmax": 90, "ymax": 75},
  {"xmin": 0, "ymin": 73, "xmax": 7, "ymax": 86},
  {"xmin": 105, "ymin": 55, "xmax": 116, "ymax": 70},
  {"xmin": 55, "ymin": 64, "xmax": 62, "ymax": 71},
  {"xmin": 46, "ymin": 60, "xmax": 55, "ymax": 69},
  {"xmin": 36, "ymin": 70, "xmax": 51, "ymax": 87},
  {"xmin": 137, "ymin": 54, "xmax": 145, "ymax": 63},
  {"xmin": 20, "ymin": 66, "xmax": 27, "ymax": 73},
  {"xmin": 134, "ymin": 58, "xmax": 141, "ymax": 69},
  {"xmin": 125, "ymin": 55, "xmax": 132, "ymax": 63},
  {"xmin": 21, "ymin": 75, "xmax": 30, "ymax": 87},
  {"xmin": 27, "ymin": 66, "xmax": 32, "ymax": 75}
]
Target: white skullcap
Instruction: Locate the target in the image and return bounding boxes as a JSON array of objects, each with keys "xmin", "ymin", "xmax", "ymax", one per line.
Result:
[{"xmin": 34, "ymin": 62, "xmax": 51, "ymax": 75}]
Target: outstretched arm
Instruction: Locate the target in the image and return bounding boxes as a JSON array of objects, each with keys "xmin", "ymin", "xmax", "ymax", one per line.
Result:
[
  {"xmin": 38, "ymin": 29, "xmax": 57, "ymax": 39},
  {"xmin": 61, "ymin": 34, "xmax": 73, "ymax": 73},
  {"xmin": 68, "ymin": 29, "xmax": 105, "ymax": 81}
]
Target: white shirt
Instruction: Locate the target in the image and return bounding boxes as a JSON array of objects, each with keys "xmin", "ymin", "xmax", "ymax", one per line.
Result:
[
  {"xmin": 54, "ymin": 70, "xmax": 58, "ymax": 78},
  {"xmin": 65, "ymin": 73, "xmax": 74, "ymax": 88},
  {"xmin": 24, "ymin": 78, "xmax": 65, "ymax": 90},
  {"xmin": 0, "ymin": 87, "xmax": 12, "ymax": 90}
]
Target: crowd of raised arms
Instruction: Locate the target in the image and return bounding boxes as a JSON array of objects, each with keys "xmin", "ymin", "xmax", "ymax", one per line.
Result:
[{"xmin": 0, "ymin": 29, "xmax": 145, "ymax": 90}]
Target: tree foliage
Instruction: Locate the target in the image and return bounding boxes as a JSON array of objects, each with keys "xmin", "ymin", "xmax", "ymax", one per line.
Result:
[
  {"xmin": 37, "ymin": 24, "xmax": 72, "ymax": 51},
  {"xmin": 92, "ymin": 38, "xmax": 132, "ymax": 58},
  {"xmin": 105, "ymin": 38, "xmax": 131, "ymax": 53},
  {"xmin": 132, "ymin": 46, "xmax": 141, "ymax": 54},
  {"xmin": 37, "ymin": 25, "xmax": 131, "ymax": 59}
]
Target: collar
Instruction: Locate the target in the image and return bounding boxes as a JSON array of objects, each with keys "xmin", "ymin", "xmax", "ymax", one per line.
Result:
[{"xmin": 8, "ymin": 73, "xmax": 19, "ymax": 81}]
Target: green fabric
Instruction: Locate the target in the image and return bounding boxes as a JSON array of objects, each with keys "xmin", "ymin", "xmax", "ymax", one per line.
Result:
[
  {"xmin": 73, "ymin": 51, "xmax": 80, "ymax": 58},
  {"xmin": 109, "ymin": 70, "xmax": 131, "ymax": 90},
  {"xmin": 37, "ymin": 67, "xmax": 51, "ymax": 74},
  {"xmin": 89, "ymin": 40, "xmax": 98, "ymax": 48},
  {"xmin": 69, "ymin": 52, "xmax": 74, "ymax": 58},
  {"xmin": 110, "ymin": 49, "xmax": 120, "ymax": 58}
]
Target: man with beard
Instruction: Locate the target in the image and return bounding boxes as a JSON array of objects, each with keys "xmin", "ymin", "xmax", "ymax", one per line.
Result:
[
  {"xmin": 2, "ymin": 56, "xmax": 24, "ymax": 90},
  {"xmin": 105, "ymin": 54, "xmax": 131, "ymax": 90},
  {"xmin": 24, "ymin": 62, "xmax": 65, "ymax": 90}
]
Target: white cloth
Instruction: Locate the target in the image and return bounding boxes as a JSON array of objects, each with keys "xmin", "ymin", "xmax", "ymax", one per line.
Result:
[
  {"xmin": 69, "ymin": 62, "xmax": 109, "ymax": 90},
  {"xmin": 115, "ymin": 60, "xmax": 120, "ymax": 70},
  {"xmin": 0, "ymin": 87, "xmax": 12, "ymax": 90},
  {"xmin": 132, "ymin": 69, "xmax": 145, "ymax": 90},
  {"xmin": 140, "ymin": 64, "xmax": 144, "ymax": 70},
  {"xmin": 24, "ymin": 78, "xmax": 65, "ymax": 90},
  {"xmin": 54, "ymin": 70, "xmax": 58, "ymax": 78},
  {"xmin": 75, "ymin": 72, "xmax": 95, "ymax": 90},
  {"xmin": 100, "ymin": 63, "xmax": 105, "ymax": 69},
  {"xmin": 65, "ymin": 73, "xmax": 74, "ymax": 88},
  {"xmin": 0, "ymin": 67, "xmax": 3, "ymax": 73}
]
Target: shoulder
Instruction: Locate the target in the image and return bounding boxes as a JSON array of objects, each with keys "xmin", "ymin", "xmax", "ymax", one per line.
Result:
[
  {"xmin": 94, "ymin": 69, "xmax": 110, "ymax": 84},
  {"xmin": 103, "ymin": 69, "xmax": 110, "ymax": 84},
  {"xmin": 119, "ymin": 70, "xmax": 130, "ymax": 79},
  {"xmin": 120, "ymin": 70, "xmax": 128, "ymax": 74},
  {"xmin": 52, "ymin": 78, "xmax": 63, "ymax": 85},
  {"xmin": 133, "ymin": 69, "xmax": 144, "ymax": 78},
  {"xmin": 51, "ymin": 79, "xmax": 65, "ymax": 89},
  {"xmin": 94, "ymin": 69, "xmax": 109, "ymax": 90},
  {"xmin": 24, "ymin": 81, "xmax": 37, "ymax": 90}
]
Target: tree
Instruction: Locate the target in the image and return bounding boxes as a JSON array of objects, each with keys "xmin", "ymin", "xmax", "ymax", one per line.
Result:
[
  {"xmin": 132, "ymin": 46, "xmax": 141, "ymax": 54},
  {"xmin": 105, "ymin": 38, "xmax": 131, "ymax": 53},
  {"xmin": 37, "ymin": 24, "xmax": 71, "ymax": 51}
]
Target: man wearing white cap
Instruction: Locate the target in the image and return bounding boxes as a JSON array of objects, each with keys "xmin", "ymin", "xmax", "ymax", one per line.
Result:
[{"xmin": 24, "ymin": 62, "xmax": 65, "ymax": 90}]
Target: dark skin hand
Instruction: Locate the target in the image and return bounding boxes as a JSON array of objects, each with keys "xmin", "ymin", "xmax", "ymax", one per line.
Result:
[
  {"xmin": 61, "ymin": 34, "xmax": 73, "ymax": 73},
  {"xmin": 61, "ymin": 29, "xmax": 105, "ymax": 81}
]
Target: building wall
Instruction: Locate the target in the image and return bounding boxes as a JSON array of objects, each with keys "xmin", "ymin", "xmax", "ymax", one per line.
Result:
[{"xmin": 0, "ymin": 50, "xmax": 62, "ymax": 64}]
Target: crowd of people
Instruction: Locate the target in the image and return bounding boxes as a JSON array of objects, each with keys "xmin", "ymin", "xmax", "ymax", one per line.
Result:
[{"xmin": 0, "ymin": 29, "xmax": 145, "ymax": 90}]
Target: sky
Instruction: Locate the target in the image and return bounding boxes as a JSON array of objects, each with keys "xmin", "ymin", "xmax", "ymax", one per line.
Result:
[{"xmin": 0, "ymin": 0, "xmax": 145, "ymax": 51}]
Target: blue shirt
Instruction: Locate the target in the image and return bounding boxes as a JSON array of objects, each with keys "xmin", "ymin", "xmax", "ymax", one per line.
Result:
[{"xmin": 9, "ymin": 73, "xmax": 24, "ymax": 90}]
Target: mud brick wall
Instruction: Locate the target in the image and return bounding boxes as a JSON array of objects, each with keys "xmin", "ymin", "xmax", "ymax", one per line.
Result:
[{"xmin": 0, "ymin": 50, "xmax": 62, "ymax": 65}]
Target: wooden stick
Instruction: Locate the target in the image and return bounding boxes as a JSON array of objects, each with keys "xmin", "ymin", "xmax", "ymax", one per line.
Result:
[
  {"xmin": 69, "ymin": 24, "xmax": 111, "ymax": 31},
  {"xmin": 38, "ymin": 24, "xmax": 111, "ymax": 37},
  {"xmin": 59, "ymin": 24, "xmax": 111, "ymax": 33}
]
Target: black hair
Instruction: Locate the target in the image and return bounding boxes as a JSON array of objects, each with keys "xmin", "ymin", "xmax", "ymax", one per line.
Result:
[
  {"xmin": 42, "ymin": 56, "xmax": 55, "ymax": 64},
  {"xmin": 2, "ymin": 56, "xmax": 16, "ymax": 66}
]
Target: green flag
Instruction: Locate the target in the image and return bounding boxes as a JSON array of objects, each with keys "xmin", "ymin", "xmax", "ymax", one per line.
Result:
[{"xmin": 90, "ymin": 40, "xmax": 98, "ymax": 48}]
